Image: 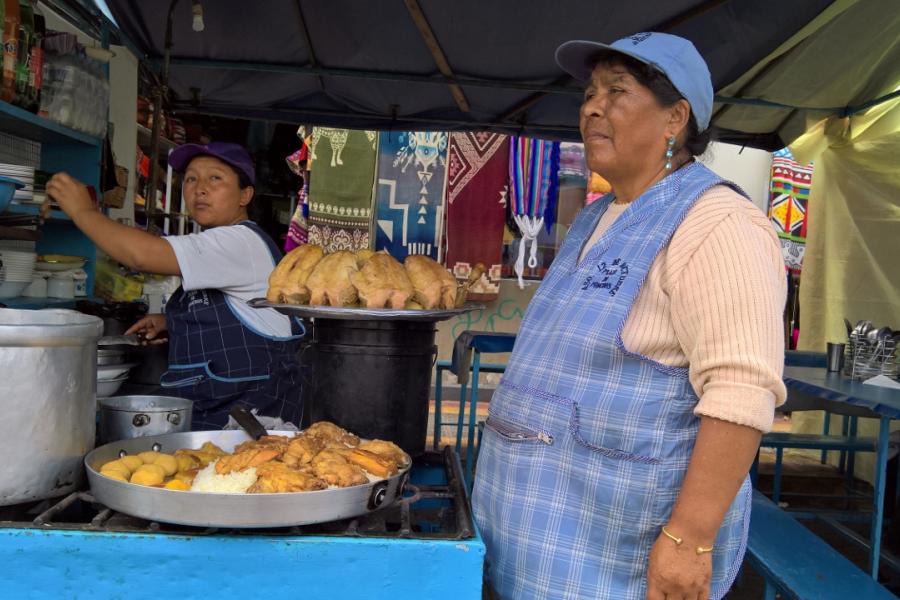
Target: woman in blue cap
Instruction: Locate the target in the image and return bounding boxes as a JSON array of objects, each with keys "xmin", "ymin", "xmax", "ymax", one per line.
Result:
[
  {"xmin": 47, "ymin": 142, "xmax": 304, "ymax": 430},
  {"xmin": 472, "ymin": 33, "xmax": 786, "ymax": 599}
]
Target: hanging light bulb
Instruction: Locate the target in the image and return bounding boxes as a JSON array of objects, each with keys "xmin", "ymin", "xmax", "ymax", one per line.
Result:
[{"xmin": 191, "ymin": 0, "xmax": 205, "ymax": 32}]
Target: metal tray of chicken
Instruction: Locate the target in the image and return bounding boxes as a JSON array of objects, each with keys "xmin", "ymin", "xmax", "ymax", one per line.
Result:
[
  {"xmin": 248, "ymin": 298, "xmax": 484, "ymax": 322},
  {"xmin": 85, "ymin": 430, "xmax": 411, "ymax": 528}
]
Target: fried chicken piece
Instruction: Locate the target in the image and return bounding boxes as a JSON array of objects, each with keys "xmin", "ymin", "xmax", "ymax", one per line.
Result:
[
  {"xmin": 233, "ymin": 435, "xmax": 291, "ymax": 457},
  {"xmin": 312, "ymin": 449, "xmax": 368, "ymax": 487},
  {"xmin": 358, "ymin": 439, "xmax": 410, "ymax": 469},
  {"xmin": 175, "ymin": 443, "xmax": 226, "ymax": 469},
  {"xmin": 214, "ymin": 448, "xmax": 282, "ymax": 474},
  {"xmin": 282, "ymin": 435, "xmax": 324, "ymax": 468},
  {"xmin": 340, "ymin": 448, "xmax": 398, "ymax": 478},
  {"xmin": 266, "ymin": 244, "xmax": 325, "ymax": 304},
  {"xmin": 306, "ymin": 250, "xmax": 360, "ymax": 307},
  {"xmin": 248, "ymin": 461, "xmax": 328, "ymax": 493},
  {"xmin": 351, "ymin": 252, "xmax": 415, "ymax": 309},
  {"xmin": 305, "ymin": 421, "xmax": 360, "ymax": 447}
]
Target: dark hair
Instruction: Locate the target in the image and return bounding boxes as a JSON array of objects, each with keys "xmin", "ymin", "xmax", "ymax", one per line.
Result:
[
  {"xmin": 590, "ymin": 51, "xmax": 711, "ymax": 156},
  {"xmin": 225, "ymin": 163, "xmax": 253, "ymax": 190}
]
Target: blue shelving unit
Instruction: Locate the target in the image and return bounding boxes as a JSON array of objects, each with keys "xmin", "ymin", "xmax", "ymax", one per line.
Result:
[{"xmin": 0, "ymin": 100, "xmax": 102, "ymax": 307}]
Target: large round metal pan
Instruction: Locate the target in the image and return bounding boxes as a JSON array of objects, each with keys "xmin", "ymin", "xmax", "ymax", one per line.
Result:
[
  {"xmin": 248, "ymin": 298, "xmax": 484, "ymax": 322},
  {"xmin": 85, "ymin": 430, "xmax": 410, "ymax": 528}
]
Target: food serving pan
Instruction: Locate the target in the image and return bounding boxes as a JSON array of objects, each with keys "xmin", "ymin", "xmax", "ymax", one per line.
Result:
[
  {"xmin": 85, "ymin": 430, "xmax": 411, "ymax": 528},
  {"xmin": 248, "ymin": 298, "xmax": 484, "ymax": 322}
]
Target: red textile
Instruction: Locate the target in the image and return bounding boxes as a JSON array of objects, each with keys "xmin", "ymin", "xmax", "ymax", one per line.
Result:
[{"xmin": 444, "ymin": 132, "xmax": 510, "ymax": 301}]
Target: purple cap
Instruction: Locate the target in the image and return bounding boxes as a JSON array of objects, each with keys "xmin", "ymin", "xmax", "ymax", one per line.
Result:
[{"xmin": 168, "ymin": 142, "xmax": 256, "ymax": 185}]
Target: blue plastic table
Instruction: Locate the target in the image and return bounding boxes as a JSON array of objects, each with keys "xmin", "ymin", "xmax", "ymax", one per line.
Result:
[{"xmin": 782, "ymin": 366, "xmax": 900, "ymax": 578}]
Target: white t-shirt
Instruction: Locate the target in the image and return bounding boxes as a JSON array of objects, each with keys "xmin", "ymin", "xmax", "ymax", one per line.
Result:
[{"xmin": 163, "ymin": 224, "xmax": 293, "ymax": 338}]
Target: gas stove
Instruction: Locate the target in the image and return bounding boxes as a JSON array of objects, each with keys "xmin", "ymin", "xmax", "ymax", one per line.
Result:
[{"xmin": 0, "ymin": 448, "xmax": 484, "ymax": 599}]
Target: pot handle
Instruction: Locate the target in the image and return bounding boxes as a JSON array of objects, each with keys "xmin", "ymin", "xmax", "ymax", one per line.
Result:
[
  {"xmin": 167, "ymin": 412, "xmax": 181, "ymax": 426},
  {"xmin": 132, "ymin": 413, "xmax": 150, "ymax": 427},
  {"xmin": 367, "ymin": 481, "xmax": 389, "ymax": 510}
]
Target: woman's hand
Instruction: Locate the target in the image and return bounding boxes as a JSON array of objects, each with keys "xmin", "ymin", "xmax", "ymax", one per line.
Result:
[
  {"xmin": 125, "ymin": 314, "xmax": 169, "ymax": 345},
  {"xmin": 46, "ymin": 172, "xmax": 96, "ymax": 222},
  {"xmin": 646, "ymin": 530, "xmax": 712, "ymax": 600}
]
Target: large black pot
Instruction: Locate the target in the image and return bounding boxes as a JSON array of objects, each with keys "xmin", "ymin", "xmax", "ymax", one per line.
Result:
[{"xmin": 302, "ymin": 319, "xmax": 437, "ymax": 456}]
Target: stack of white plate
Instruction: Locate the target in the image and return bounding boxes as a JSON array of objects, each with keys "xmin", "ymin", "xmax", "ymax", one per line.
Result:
[
  {"xmin": 0, "ymin": 163, "xmax": 35, "ymax": 204},
  {"xmin": 0, "ymin": 249, "xmax": 38, "ymax": 298}
]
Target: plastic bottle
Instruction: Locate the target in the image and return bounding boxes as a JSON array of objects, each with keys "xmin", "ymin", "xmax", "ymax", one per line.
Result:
[
  {"xmin": 1, "ymin": 0, "xmax": 19, "ymax": 103},
  {"xmin": 14, "ymin": 0, "xmax": 31, "ymax": 107}
]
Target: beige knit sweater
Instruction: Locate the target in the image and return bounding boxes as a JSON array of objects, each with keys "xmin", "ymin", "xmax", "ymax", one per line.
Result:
[{"xmin": 579, "ymin": 185, "xmax": 787, "ymax": 433}]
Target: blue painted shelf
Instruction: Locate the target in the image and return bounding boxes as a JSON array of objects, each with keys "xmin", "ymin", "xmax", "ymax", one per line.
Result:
[
  {"xmin": 0, "ymin": 101, "xmax": 100, "ymax": 147},
  {"xmin": 6, "ymin": 202, "xmax": 70, "ymax": 221}
]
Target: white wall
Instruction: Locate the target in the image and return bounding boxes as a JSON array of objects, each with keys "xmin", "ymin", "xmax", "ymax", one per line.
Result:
[{"xmin": 700, "ymin": 141, "xmax": 773, "ymax": 213}]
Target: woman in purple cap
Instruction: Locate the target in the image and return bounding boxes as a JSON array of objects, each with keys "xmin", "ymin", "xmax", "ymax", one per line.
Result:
[
  {"xmin": 472, "ymin": 33, "xmax": 786, "ymax": 599},
  {"xmin": 47, "ymin": 142, "xmax": 305, "ymax": 430}
]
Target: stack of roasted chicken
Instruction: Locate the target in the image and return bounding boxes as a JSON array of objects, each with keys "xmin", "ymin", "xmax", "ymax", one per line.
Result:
[{"xmin": 267, "ymin": 244, "xmax": 484, "ymax": 310}]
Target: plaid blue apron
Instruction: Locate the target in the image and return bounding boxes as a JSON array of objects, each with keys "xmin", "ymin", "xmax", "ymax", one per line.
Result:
[
  {"xmin": 161, "ymin": 221, "xmax": 306, "ymax": 429},
  {"xmin": 473, "ymin": 163, "xmax": 752, "ymax": 600}
]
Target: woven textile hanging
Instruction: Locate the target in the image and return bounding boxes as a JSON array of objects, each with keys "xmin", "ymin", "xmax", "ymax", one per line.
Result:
[{"xmin": 769, "ymin": 148, "xmax": 813, "ymax": 274}]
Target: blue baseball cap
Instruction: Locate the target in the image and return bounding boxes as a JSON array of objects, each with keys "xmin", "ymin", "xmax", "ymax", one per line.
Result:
[
  {"xmin": 168, "ymin": 142, "xmax": 256, "ymax": 186},
  {"xmin": 555, "ymin": 32, "xmax": 714, "ymax": 132}
]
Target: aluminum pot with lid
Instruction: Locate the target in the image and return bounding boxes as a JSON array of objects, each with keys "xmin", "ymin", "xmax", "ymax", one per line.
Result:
[
  {"xmin": 0, "ymin": 308, "xmax": 103, "ymax": 505},
  {"xmin": 98, "ymin": 395, "xmax": 193, "ymax": 444}
]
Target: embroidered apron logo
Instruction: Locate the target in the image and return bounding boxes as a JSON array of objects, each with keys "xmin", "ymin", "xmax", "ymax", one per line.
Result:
[{"xmin": 581, "ymin": 259, "xmax": 629, "ymax": 296}]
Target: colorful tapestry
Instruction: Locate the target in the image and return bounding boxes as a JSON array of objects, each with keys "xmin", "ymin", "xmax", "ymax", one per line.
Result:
[
  {"xmin": 307, "ymin": 128, "xmax": 378, "ymax": 252},
  {"xmin": 508, "ymin": 136, "xmax": 560, "ymax": 288},
  {"xmin": 284, "ymin": 177, "xmax": 309, "ymax": 252},
  {"xmin": 769, "ymin": 148, "xmax": 813, "ymax": 273},
  {"xmin": 374, "ymin": 131, "xmax": 449, "ymax": 261},
  {"xmin": 444, "ymin": 132, "xmax": 510, "ymax": 300}
]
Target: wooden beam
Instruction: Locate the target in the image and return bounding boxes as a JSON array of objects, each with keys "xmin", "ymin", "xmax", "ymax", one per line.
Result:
[{"xmin": 403, "ymin": 0, "xmax": 470, "ymax": 113}]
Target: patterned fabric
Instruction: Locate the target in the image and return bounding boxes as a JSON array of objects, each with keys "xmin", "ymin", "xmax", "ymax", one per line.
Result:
[
  {"xmin": 473, "ymin": 163, "xmax": 751, "ymax": 600},
  {"xmin": 285, "ymin": 176, "xmax": 309, "ymax": 252},
  {"xmin": 307, "ymin": 128, "xmax": 378, "ymax": 252},
  {"xmin": 160, "ymin": 221, "xmax": 305, "ymax": 429},
  {"xmin": 558, "ymin": 141, "xmax": 589, "ymax": 181},
  {"xmin": 444, "ymin": 132, "xmax": 510, "ymax": 300},
  {"xmin": 508, "ymin": 136, "xmax": 560, "ymax": 227},
  {"xmin": 769, "ymin": 148, "xmax": 812, "ymax": 273},
  {"xmin": 374, "ymin": 131, "xmax": 449, "ymax": 260}
]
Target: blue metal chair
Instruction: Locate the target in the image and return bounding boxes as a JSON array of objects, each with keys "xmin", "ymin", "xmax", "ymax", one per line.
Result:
[{"xmin": 433, "ymin": 331, "xmax": 516, "ymax": 488}]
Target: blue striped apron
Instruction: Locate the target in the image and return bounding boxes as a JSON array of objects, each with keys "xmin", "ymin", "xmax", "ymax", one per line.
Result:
[
  {"xmin": 473, "ymin": 163, "xmax": 752, "ymax": 599},
  {"xmin": 160, "ymin": 221, "xmax": 306, "ymax": 430}
]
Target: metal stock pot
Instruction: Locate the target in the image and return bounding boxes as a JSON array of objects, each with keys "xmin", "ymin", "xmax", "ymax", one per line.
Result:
[
  {"xmin": 0, "ymin": 309, "xmax": 103, "ymax": 505},
  {"xmin": 98, "ymin": 395, "xmax": 193, "ymax": 443}
]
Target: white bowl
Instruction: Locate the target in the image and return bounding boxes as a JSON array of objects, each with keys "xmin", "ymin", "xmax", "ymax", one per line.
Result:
[
  {"xmin": 97, "ymin": 373, "xmax": 129, "ymax": 397},
  {"xmin": 97, "ymin": 362, "xmax": 138, "ymax": 381},
  {"xmin": 0, "ymin": 281, "xmax": 30, "ymax": 298}
]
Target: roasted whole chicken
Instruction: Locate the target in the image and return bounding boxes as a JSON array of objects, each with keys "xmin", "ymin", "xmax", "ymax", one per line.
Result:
[
  {"xmin": 351, "ymin": 252, "xmax": 415, "ymax": 309},
  {"xmin": 305, "ymin": 250, "xmax": 360, "ymax": 306},
  {"xmin": 266, "ymin": 244, "xmax": 325, "ymax": 304}
]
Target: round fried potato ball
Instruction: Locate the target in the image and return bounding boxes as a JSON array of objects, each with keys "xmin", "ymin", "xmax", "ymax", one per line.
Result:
[
  {"xmin": 138, "ymin": 451, "xmax": 161, "ymax": 464},
  {"xmin": 100, "ymin": 459, "xmax": 131, "ymax": 478},
  {"xmin": 153, "ymin": 454, "xmax": 178, "ymax": 476},
  {"xmin": 119, "ymin": 455, "xmax": 144, "ymax": 471},
  {"xmin": 130, "ymin": 463, "xmax": 165, "ymax": 486},
  {"xmin": 163, "ymin": 479, "xmax": 191, "ymax": 491},
  {"xmin": 101, "ymin": 470, "xmax": 128, "ymax": 482}
]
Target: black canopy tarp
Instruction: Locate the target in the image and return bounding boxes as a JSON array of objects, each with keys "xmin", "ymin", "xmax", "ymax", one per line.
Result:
[{"xmin": 93, "ymin": 0, "xmax": 900, "ymax": 150}]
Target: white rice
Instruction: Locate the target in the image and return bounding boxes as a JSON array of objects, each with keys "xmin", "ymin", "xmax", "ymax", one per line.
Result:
[{"xmin": 190, "ymin": 460, "xmax": 258, "ymax": 493}]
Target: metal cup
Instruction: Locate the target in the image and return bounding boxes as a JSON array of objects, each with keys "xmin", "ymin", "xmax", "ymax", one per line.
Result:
[{"xmin": 826, "ymin": 342, "xmax": 846, "ymax": 372}]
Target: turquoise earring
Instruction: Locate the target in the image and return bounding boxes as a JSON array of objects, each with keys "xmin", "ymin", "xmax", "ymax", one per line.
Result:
[{"xmin": 664, "ymin": 136, "xmax": 676, "ymax": 170}]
